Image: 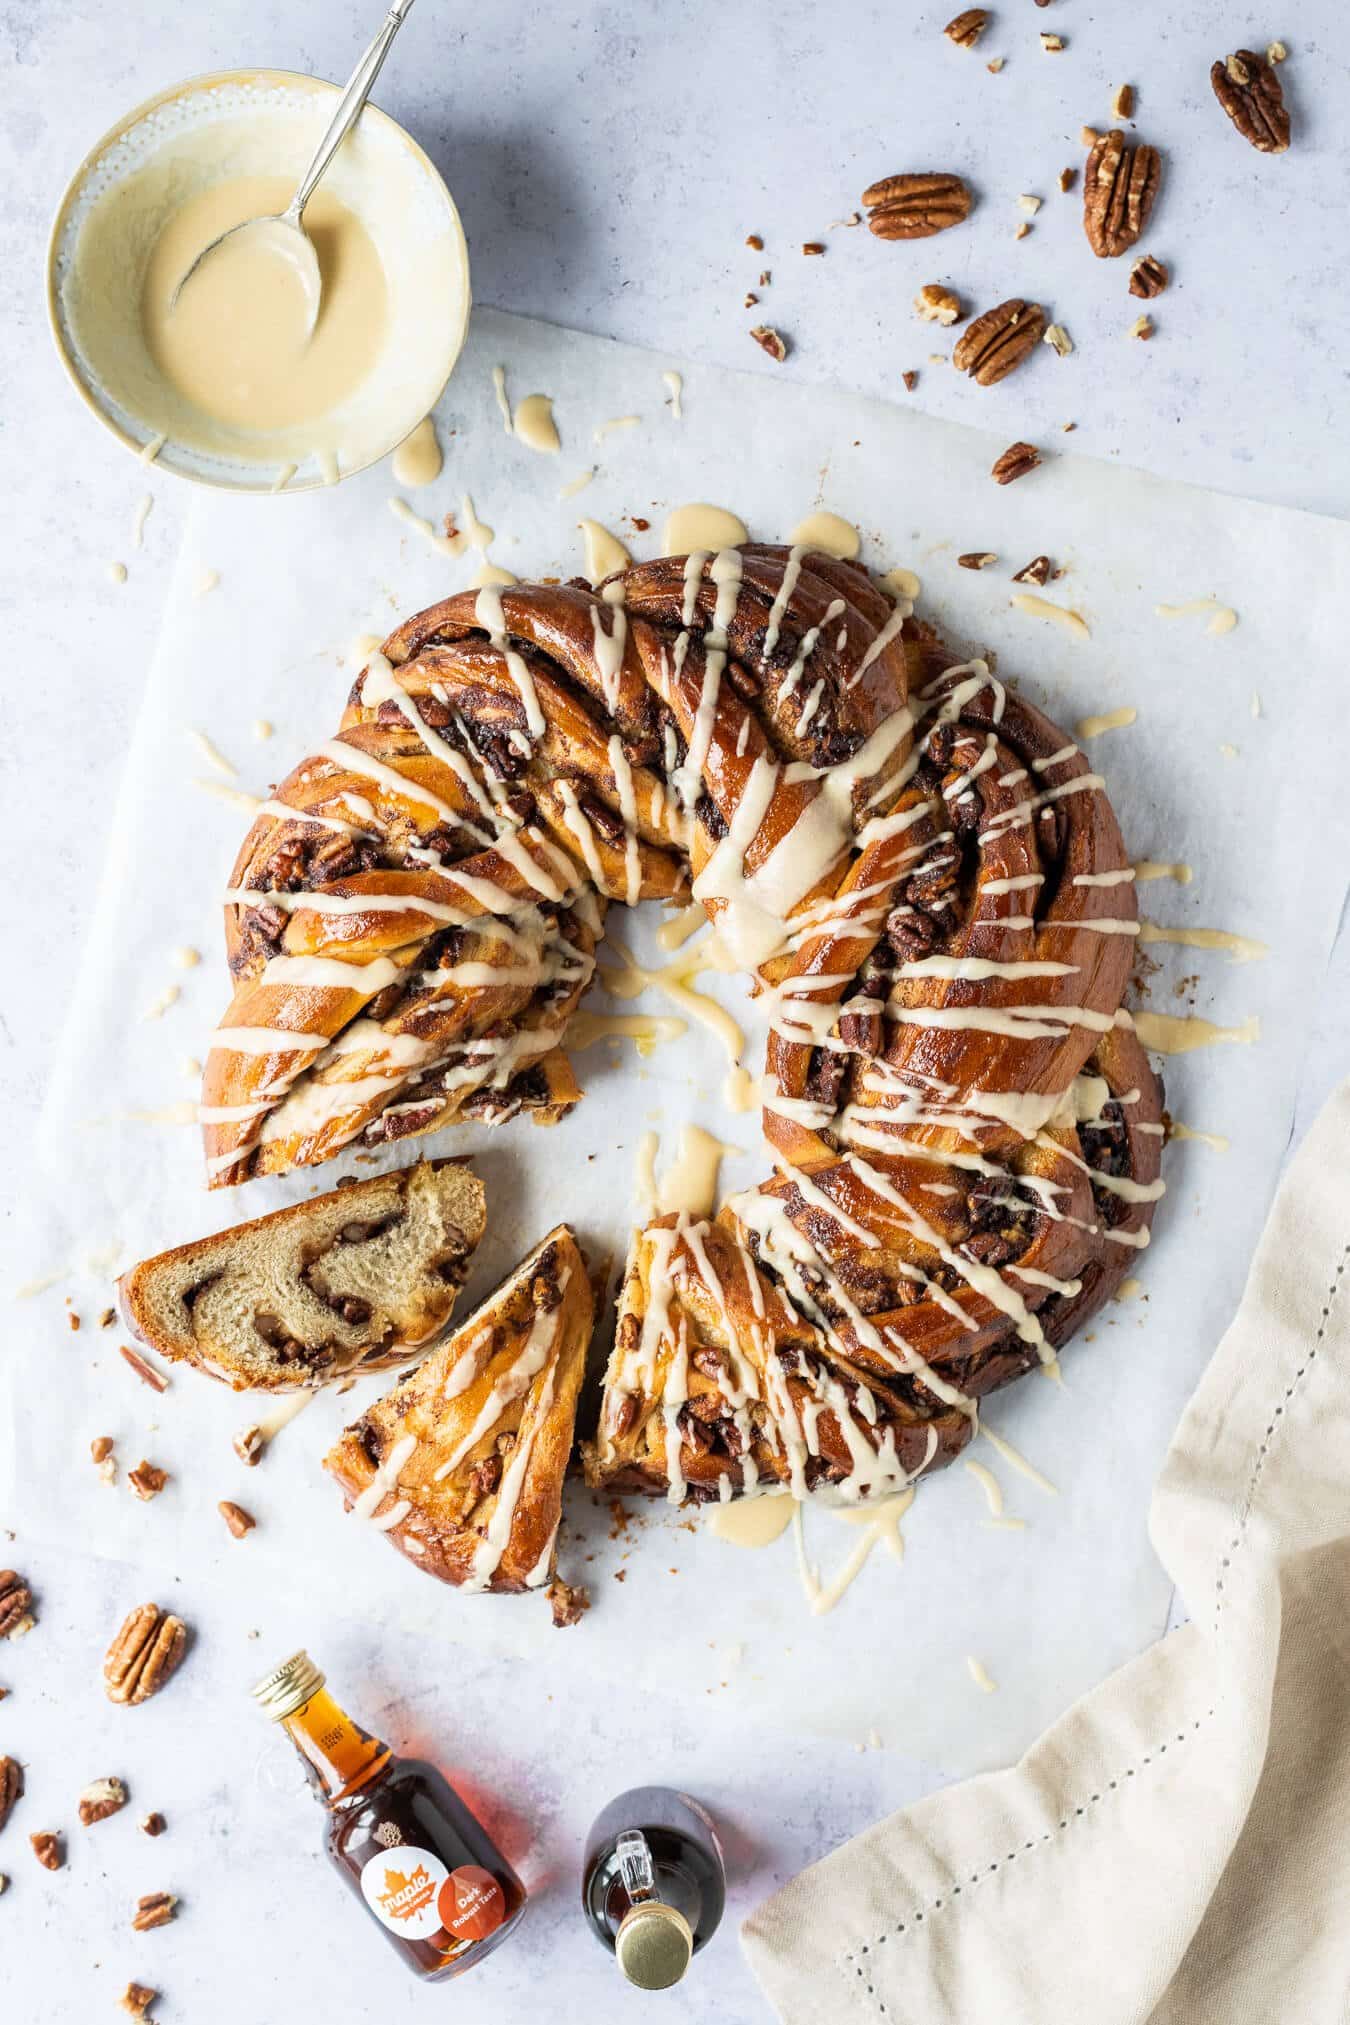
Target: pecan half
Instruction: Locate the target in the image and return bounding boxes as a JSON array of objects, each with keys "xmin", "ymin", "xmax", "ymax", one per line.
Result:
[
  {"xmin": 991, "ymin": 442, "xmax": 1041, "ymax": 485},
  {"xmin": 0, "ymin": 1571, "xmax": 34, "ymax": 1640},
  {"xmin": 863, "ymin": 172, "xmax": 972, "ymax": 240},
  {"xmin": 31, "ymin": 1830, "xmax": 63, "ymax": 1870},
  {"xmin": 79, "ymin": 1776, "xmax": 128, "ymax": 1826},
  {"xmin": 1012, "ymin": 556, "xmax": 1053, "ymax": 585},
  {"xmin": 132, "ymin": 1891, "xmax": 178, "ymax": 1931},
  {"xmin": 1084, "ymin": 130, "xmax": 1162, "ymax": 257},
  {"xmin": 0, "ymin": 1754, "xmax": 22, "ymax": 1831},
  {"xmin": 104, "ymin": 1605, "xmax": 189, "ymax": 1706},
  {"xmin": 1129, "ymin": 253, "xmax": 1169, "ymax": 299},
  {"xmin": 1211, "ymin": 50, "xmax": 1290, "ymax": 153},
  {"xmin": 128, "ymin": 1461, "xmax": 169, "ymax": 1502},
  {"xmin": 944, "ymin": 8, "xmax": 987, "ymax": 48},
  {"xmin": 749, "ymin": 325, "xmax": 789, "ymax": 361},
  {"xmin": 953, "ymin": 299, "xmax": 1046, "ymax": 385},
  {"xmin": 915, "ymin": 283, "xmax": 963, "ymax": 325},
  {"xmin": 119, "ymin": 1987, "xmax": 159, "ymax": 2021},
  {"xmin": 218, "ymin": 1501, "xmax": 256, "ymax": 1539},
  {"xmin": 958, "ymin": 551, "xmax": 998, "ymax": 570}
]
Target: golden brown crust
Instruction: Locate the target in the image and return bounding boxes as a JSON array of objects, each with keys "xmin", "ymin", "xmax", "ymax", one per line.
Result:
[{"xmin": 322, "ymin": 1226, "xmax": 593, "ymax": 1595}]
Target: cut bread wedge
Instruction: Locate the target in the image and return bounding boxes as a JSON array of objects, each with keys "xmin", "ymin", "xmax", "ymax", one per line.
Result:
[
  {"xmin": 323, "ymin": 1225, "xmax": 594, "ymax": 1618},
  {"xmin": 118, "ymin": 1160, "xmax": 486, "ymax": 1392}
]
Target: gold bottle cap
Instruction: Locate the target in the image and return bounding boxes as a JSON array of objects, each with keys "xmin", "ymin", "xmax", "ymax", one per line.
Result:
[
  {"xmin": 614, "ymin": 1901, "xmax": 694, "ymax": 1991},
  {"xmin": 251, "ymin": 1649, "xmax": 325, "ymax": 1722}
]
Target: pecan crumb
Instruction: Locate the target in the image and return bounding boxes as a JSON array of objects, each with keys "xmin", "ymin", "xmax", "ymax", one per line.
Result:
[
  {"xmin": 128, "ymin": 1461, "xmax": 169, "ymax": 1502},
  {"xmin": 1058, "ymin": 166, "xmax": 1077, "ymax": 192},
  {"xmin": 218, "ymin": 1500, "xmax": 256, "ymax": 1540},
  {"xmin": 69, "ymin": 1312, "xmax": 81, "ymax": 1332},
  {"xmin": 31, "ymin": 1830, "xmax": 63, "ymax": 1870},
  {"xmin": 141, "ymin": 1812, "xmax": 166, "ymax": 1837},
  {"xmin": 745, "ymin": 233, "xmax": 764, "ymax": 250},
  {"xmin": 1129, "ymin": 253, "xmax": 1169, "ymax": 298},
  {"xmin": 743, "ymin": 291, "xmax": 759, "ymax": 308},
  {"xmin": 100, "ymin": 1307, "xmax": 116, "ymax": 1328},
  {"xmin": 1112, "ymin": 83, "xmax": 1135, "ymax": 120},
  {"xmin": 802, "ymin": 241, "xmax": 826, "ymax": 256},
  {"xmin": 1129, "ymin": 314, "xmax": 1155, "ymax": 340},
  {"xmin": 132, "ymin": 1891, "xmax": 178, "ymax": 1932},
  {"xmin": 943, "ymin": 8, "xmax": 988, "ymax": 49},
  {"xmin": 1267, "ymin": 40, "xmax": 1287, "ymax": 63},
  {"xmin": 79, "ymin": 1776, "xmax": 128, "ymax": 1826},
  {"xmin": 0, "ymin": 1570, "xmax": 35, "ymax": 1640},
  {"xmin": 1013, "ymin": 221, "xmax": 1031, "ymax": 240},
  {"xmin": 749, "ymin": 324, "xmax": 789, "ymax": 361},
  {"xmin": 914, "ymin": 283, "xmax": 962, "ymax": 325},
  {"xmin": 1040, "ymin": 32, "xmax": 1064, "ymax": 51},
  {"xmin": 1081, "ymin": 125, "xmax": 1101, "ymax": 147},
  {"xmin": 991, "ymin": 442, "xmax": 1041, "ymax": 485},
  {"xmin": 986, "ymin": 57, "xmax": 1004, "ymax": 74},
  {"xmin": 1043, "ymin": 322, "xmax": 1073, "ymax": 357},
  {"xmin": 119, "ymin": 1987, "xmax": 159, "ymax": 2021},
  {"xmin": 902, "ymin": 370, "xmax": 919, "ymax": 392},
  {"xmin": 119, "ymin": 1345, "xmax": 170, "ymax": 1394},
  {"xmin": 1017, "ymin": 194, "xmax": 1042, "ymax": 215},
  {"xmin": 1012, "ymin": 556, "xmax": 1053, "ymax": 586},
  {"xmin": 758, "ymin": 269, "xmax": 770, "ymax": 286},
  {"xmin": 958, "ymin": 551, "xmax": 998, "ymax": 570}
]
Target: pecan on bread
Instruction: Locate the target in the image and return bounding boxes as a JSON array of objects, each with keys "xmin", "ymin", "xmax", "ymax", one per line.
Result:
[
  {"xmin": 118, "ymin": 1160, "xmax": 485, "ymax": 1390},
  {"xmin": 324, "ymin": 1226, "xmax": 593, "ymax": 1603}
]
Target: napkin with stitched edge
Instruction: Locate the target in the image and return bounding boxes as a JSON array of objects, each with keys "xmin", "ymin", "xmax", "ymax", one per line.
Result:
[{"xmin": 741, "ymin": 1079, "xmax": 1350, "ymax": 2025}]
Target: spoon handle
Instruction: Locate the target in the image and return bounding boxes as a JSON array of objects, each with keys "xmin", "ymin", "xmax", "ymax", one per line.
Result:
[{"xmin": 288, "ymin": 0, "xmax": 420, "ymax": 222}]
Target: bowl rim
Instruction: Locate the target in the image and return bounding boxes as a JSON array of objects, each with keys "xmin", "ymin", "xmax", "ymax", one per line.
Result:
[{"xmin": 45, "ymin": 65, "xmax": 472, "ymax": 495}]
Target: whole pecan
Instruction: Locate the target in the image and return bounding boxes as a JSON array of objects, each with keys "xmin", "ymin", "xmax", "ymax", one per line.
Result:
[
  {"xmin": 0, "ymin": 1754, "xmax": 22, "ymax": 1832},
  {"xmin": 1083, "ymin": 130, "xmax": 1162, "ymax": 257},
  {"xmin": 863, "ymin": 172, "xmax": 972, "ymax": 240},
  {"xmin": 104, "ymin": 1605, "xmax": 189, "ymax": 1706},
  {"xmin": 1128, "ymin": 253, "xmax": 1169, "ymax": 299},
  {"xmin": 132, "ymin": 1890, "xmax": 179, "ymax": 1931},
  {"xmin": 0, "ymin": 1571, "xmax": 34, "ymax": 1640},
  {"xmin": 953, "ymin": 299, "xmax": 1047, "ymax": 386},
  {"xmin": 79, "ymin": 1776, "xmax": 128, "ymax": 1826},
  {"xmin": 991, "ymin": 442, "xmax": 1042, "ymax": 486},
  {"xmin": 1211, "ymin": 50, "xmax": 1290, "ymax": 153},
  {"xmin": 944, "ymin": 9, "xmax": 987, "ymax": 48}
]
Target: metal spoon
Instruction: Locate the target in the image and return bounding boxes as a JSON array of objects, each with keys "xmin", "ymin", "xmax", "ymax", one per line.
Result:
[{"xmin": 170, "ymin": 0, "xmax": 419, "ymax": 330}]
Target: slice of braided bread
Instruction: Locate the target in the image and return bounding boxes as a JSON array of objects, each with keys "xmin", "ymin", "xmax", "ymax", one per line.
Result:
[
  {"xmin": 323, "ymin": 1225, "xmax": 593, "ymax": 1615},
  {"xmin": 118, "ymin": 1160, "xmax": 485, "ymax": 1391}
]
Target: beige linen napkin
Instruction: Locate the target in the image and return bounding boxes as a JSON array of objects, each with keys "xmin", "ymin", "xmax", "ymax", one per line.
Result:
[{"xmin": 742, "ymin": 1082, "xmax": 1350, "ymax": 2024}]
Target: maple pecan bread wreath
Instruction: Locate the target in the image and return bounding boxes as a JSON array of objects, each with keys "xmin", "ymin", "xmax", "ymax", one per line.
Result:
[{"xmin": 201, "ymin": 544, "xmax": 1164, "ymax": 1508}]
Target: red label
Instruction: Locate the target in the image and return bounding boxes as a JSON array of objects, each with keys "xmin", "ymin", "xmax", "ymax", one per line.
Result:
[{"xmin": 437, "ymin": 1865, "xmax": 506, "ymax": 1943}]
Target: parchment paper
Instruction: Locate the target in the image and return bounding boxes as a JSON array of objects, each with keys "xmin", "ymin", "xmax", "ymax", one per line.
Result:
[{"xmin": 7, "ymin": 309, "xmax": 1349, "ymax": 1775}]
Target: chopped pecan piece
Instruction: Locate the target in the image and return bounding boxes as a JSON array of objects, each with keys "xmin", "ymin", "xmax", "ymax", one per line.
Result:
[
  {"xmin": 862, "ymin": 172, "xmax": 972, "ymax": 240},
  {"xmin": 0, "ymin": 1754, "xmax": 22, "ymax": 1831},
  {"xmin": 119, "ymin": 1345, "xmax": 169, "ymax": 1393},
  {"xmin": 953, "ymin": 299, "xmax": 1046, "ymax": 385},
  {"xmin": 104, "ymin": 1605, "xmax": 189, "ymax": 1706},
  {"xmin": 1267, "ymin": 40, "xmax": 1287, "ymax": 64},
  {"xmin": 802, "ymin": 241, "xmax": 826, "ymax": 256},
  {"xmin": 991, "ymin": 442, "xmax": 1042, "ymax": 485},
  {"xmin": 547, "ymin": 1578, "xmax": 590, "ymax": 1628},
  {"xmin": 0, "ymin": 1571, "xmax": 34, "ymax": 1640},
  {"xmin": 958, "ymin": 550, "xmax": 998, "ymax": 570},
  {"xmin": 1129, "ymin": 254, "xmax": 1169, "ymax": 298},
  {"xmin": 1111, "ymin": 83, "xmax": 1135, "ymax": 120},
  {"xmin": 119, "ymin": 1987, "xmax": 159, "ymax": 2021},
  {"xmin": 745, "ymin": 233, "xmax": 763, "ymax": 250},
  {"xmin": 749, "ymin": 325, "xmax": 789, "ymax": 361},
  {"xmin": 1043, "ymin": 322, "xmax": 1073, "ymax": 357},
  {"xmin": 233, "ymin": 1424, "xmax": 265, "ymax": 1467},
  {"xmin": 1040, "ymin": 31, "xmax": 1064, "ymax": 51},
  {"xmin": 31, "ymin": 1830, "xmax": 63, "ymax": 1870},
  {"xmin": 218, "ymin": 1501, "xmax": 256, "ymax": 1539},
  {"xmin": 1058, "ymin": 166, "xmax": 1077, "ymax": 193},
  {"xmin": 1212, "ymin": 50, "xmax": 1289, "ymax": 152},
  {"xmin": 1084, "ymin": 130, "xmax": 1162, "ymax": 257},
  {"xmin": 1129, "ymin": 314, "xmax": 1155, "ymax": 341},
  {"xmin": 91, "ymin": 1436, "xmax": 115, "ymax": 1465},
  {"xmin": 141, "ymin": 1812, "xmax": 166, "ymax": 1837},
  {"xmin": 1012, "ymin": 556, "xmax": 1053, "ymax": 585},
  {"xmin": 943, "ymin": 8, "xmax": 987, "ymax": 48},
  {"xmin": 132, "ymin": 1891, "xmax": 178, "ymax": 1931},
  {"xmin": 743, "ymin": 291, "xmax": 758, "ymax": 308},
  {"xmin": 79, "ymin": 1776, "xmax": 128, "ymax": 1826},
  {"xmin": 128, "ymin": 1461, "xmax": 169, "ymax": 1502},
  {"xmin": 914, "ymin": 283, "xmax": 962, "ymax": 325},
  {"xmin": 902, "ymin": 369, "xmax": 919, "ymax": 391}
]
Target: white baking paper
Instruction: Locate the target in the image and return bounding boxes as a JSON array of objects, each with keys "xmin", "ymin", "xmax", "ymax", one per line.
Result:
[{"xmin": 6, "ymin": 309, "xmax": 1349, "ymax": 1775}]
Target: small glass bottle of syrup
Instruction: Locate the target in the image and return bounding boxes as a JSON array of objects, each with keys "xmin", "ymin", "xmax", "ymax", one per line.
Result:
[
  {"xmin": 582, "ymin": 1787, "xmax": 726, "ymax": 1991},
  {"xmin": 252, "ymin": 1650, "xmax": 526, "ymax": 1982}
]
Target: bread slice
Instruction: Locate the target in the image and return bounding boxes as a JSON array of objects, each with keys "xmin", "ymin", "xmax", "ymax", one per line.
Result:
[
  {"xmin": 323, "ymin": 1225, "xmax": 593, "ymax": 1617},
  {"xmin": 119, "ymin": 1161, "xmax": 486, "ymax": 1392}
]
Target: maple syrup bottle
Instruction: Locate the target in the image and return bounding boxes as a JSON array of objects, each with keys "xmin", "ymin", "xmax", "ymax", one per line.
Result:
[
  {"xmin": 582, "ymin": 1787, "xmax": 726, "ymax": 1991},
  {"xmin": 252, "ymin": 1651, "xmax": 526, "ymax": 1981}
]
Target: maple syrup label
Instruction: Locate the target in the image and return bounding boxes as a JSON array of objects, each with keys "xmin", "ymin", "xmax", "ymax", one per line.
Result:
[
  {"xmin": 438, "ymin": 1864, "xmax": 505, "ymax": 1943},
  {"xmin": 360, "ymin": 1847, "xmax": 453, "ymax": 1941}
]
